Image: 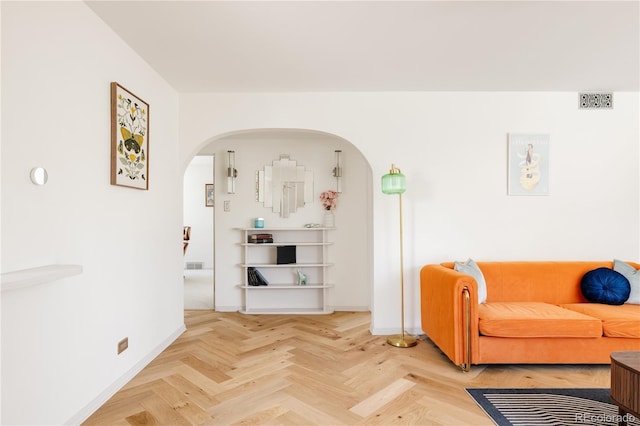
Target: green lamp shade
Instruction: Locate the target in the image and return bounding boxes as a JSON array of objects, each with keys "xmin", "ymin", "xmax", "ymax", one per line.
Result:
[{"xmin": 381, "ymin": 165, "xmax": 406, "ymax": 194}]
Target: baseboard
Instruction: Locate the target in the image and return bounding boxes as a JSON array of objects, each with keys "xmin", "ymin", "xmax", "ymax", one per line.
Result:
[
  {"xmin": 333, "ymin": 306, "xmax": 370, "ymax": 312},
  {"xmin": 214, "ymin": 306, "xmax": 371, "ymax": 313},
  {"xmin": 65, "ymin": 323, "xmax": 186, "ymax": 425},
  {"xmin": 214, "ymin": 306, "xmax": 242, "ymax": 312},
  {"xmin": 370, "ymin": 326, "xmax": 424, "ymax": 336}
]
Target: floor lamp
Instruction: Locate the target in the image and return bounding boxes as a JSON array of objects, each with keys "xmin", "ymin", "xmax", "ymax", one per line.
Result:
[{"xmin": 382, "ymin": 164, "xmax": 417, "ymax": 348}]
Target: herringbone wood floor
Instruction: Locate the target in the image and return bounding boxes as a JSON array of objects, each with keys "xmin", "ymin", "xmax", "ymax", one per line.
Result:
[{"xmin": 84, "ymin": 311, "xmax": 610, "ymax": 425}]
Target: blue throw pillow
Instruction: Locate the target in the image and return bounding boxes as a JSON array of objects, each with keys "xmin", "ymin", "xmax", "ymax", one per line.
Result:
[{"xmin": 581, "ymin": 268, "xmax": 631, "ymax": 305}]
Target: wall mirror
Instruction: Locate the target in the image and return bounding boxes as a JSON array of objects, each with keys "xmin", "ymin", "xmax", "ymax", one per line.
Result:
[{"xmin": 257, "ymin": 155, "xmax": 313, "ymax": 217}]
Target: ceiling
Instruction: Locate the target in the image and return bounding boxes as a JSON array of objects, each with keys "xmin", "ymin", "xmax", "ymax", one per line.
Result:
[{"xmin": 86, "ymin": 1, "xmax": 639, "ymax": 93}]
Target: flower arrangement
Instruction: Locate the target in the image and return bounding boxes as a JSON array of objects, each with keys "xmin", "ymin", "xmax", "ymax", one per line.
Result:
[{"xmin": 319, "ymin": 190, "xmax": 339, "ymax": 211}]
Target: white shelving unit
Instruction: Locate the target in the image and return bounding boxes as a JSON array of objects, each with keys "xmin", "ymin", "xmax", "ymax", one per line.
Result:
[{"xmin": 236, "ymin": 227, "xmax": 334, "ymax": 314}]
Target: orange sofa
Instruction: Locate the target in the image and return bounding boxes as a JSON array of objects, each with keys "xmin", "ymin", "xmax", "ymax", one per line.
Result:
[{"xmin": 420, "ymin": 261, "xmax": 640, "ymax": 371}]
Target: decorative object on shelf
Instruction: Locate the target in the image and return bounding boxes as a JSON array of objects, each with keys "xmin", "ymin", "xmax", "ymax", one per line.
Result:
[
  {"xmin": 320, "ymin": 189, "xmax": 339, "ymax": 211},
  {"xmin": 227, "ymin": 150, "xmax": 237, "ymax": 194},
  {"xmin": 304, "ymin": 223, "xmax": 321, "ymax": 228},
  {"xmin": 507, "ymin": 133, "xmax": 549, "ymax": 196},
  {"xmin": 333, "ymin": 149, "xmax": 343, "ymax": 193},
  {"xmin": 205, "ymin": 183, "xmax": 214, "ymax": 207},
  {"xmin": 381, "ymin": 164, "xmax": 417, "ymax": 348},
  {"xmin": 30, "ymin": 167, "xmax": 48, "ymax": 185},
  {"xmin": 277, "ymin": 245, "xmax": 297, "ymax": 264},
  {"xmin": 110, "ymin": 82, "xmax": 149, "ymax": 190},
  {"xmin": 254, "ymin": 217, "xmax": 264, "ymax": 228},
  {"xmin": 296, "ymin": 269, "xmax": 308, "ymax": 286},
  {"xmin": 323, "ymin": 211, "xmax": 335, "ymax": 228},
  {"xmin": 320, "ymin": 189, "xmax": 339, "ymax": 228}
]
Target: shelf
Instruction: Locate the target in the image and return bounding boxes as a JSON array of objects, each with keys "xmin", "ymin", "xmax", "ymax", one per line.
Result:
[
  {"xmin": 240, "ymin": 263, "xmax": 332, "ymax": 267},
  {"xmin": 1, "ymin": 264, "xmax": 83, "ymax": 292},
  {"xmin": 235, "ymin": 227, "xmax": 334, "ymax": 231},
  {"xmin": 237, "ymin": 226, "xmax": 333, "ymax": 314},
  {"xmin": 237, "ymin": 284, "xmax": 333, "ymax": 289},
  {"xmin": 239, "ymin": 308, "xmax": 334, "ymax": 315},
  {"xmin": 241, "ymin": 242, "xmax": 333, "ymax": 246}
]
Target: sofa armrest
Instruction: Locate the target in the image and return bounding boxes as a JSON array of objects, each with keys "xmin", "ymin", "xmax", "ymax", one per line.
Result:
[{"xmin": 420, "ymin": 264, "xmax": 480, "ymax": 368}]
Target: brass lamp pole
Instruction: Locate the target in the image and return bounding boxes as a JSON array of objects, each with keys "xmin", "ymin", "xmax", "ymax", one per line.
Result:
[{"xmin": 381, "ymin": 164, "xmax": 417, "ymax": 348}]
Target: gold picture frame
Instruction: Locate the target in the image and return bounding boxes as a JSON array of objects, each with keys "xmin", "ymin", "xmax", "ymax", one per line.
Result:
[{"xmin": 110, "ymin": 82, "xmax": 149, "ymax": 190}]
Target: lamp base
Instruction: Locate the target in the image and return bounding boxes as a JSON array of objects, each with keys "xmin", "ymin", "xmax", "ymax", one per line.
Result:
[{"xmin": 386, "ymin": 333, "xmax": 417, "ymax": 348}]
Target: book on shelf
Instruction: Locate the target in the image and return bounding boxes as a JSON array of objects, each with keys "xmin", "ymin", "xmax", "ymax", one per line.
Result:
[
  {"xmin": 250, "ymin": 238, "xmax": 273, "ymax": 244},
  {"xmin": 247, "ymin": 267, "xmax": 268, "ymax": 286},
  {"xmin": 253, "ymin": 268, "xmax": 269, "ymax": 285},
  {"xmin": 248, "ymin": 234, "xmax": 274, "ymax": 243}
]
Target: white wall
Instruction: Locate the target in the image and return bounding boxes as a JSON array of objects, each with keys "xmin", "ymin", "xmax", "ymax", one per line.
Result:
[
  {"xmin": 194, "ymin": 132, "xmax": 372, "ymax": 312},
  {"xmin": 179, "ymin": 92, "xmax": 639, "ymax": 335},
  {"xmin": 183, "ymin": 155, "xmax": 215, "ymax": 268},
  {"xmin": 1, "ymin": 3, "xmax": 183, "ymax": 424}
]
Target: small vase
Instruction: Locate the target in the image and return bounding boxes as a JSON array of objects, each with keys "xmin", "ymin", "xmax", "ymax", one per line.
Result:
[{"xmin": 323, "ymin": 211, "xmax": 335, "ymax": 228}]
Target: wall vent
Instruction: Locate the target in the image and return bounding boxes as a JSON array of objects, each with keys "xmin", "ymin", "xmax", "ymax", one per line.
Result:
[
  {"xmin": 579, "ymin": 92, "xmax": 613, "ymax": 109},
  {"xmin": 185, "ymin": 262, "xmax": 203, "ymax": 270}
]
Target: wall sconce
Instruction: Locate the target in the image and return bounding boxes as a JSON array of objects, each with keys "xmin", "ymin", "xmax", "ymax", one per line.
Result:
[
  {"xmin": 333, "ymin": 150, "xmax": 343, "ymax": 193},
  {"xmin": 227, "ymin": 150, "xmax": 237, "ymax": 194}
]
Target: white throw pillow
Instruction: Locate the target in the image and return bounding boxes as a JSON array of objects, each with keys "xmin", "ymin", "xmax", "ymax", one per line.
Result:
[
  {"xmin": 613, "ymin": 259, "xmax": 640, "ymax": 304},
  {"xmin": 454, "ymin": 258, "xmax": 487, "ymax": 304}
]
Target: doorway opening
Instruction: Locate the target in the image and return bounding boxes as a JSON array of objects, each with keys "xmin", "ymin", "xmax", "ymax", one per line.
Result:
[{"xmin": 183, "ymin": 154, "xmax": 215, "ymax": 309}]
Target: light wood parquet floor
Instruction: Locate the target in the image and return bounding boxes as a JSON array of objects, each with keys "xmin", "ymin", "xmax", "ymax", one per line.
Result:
[{"xmin": 84, "ymin": 311, "xmax": 610, "ymax": 425}]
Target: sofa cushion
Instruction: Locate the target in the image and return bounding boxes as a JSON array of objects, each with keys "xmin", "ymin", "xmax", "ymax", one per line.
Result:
[
  {"xmin": 478, "ymin": 302, "xmax": 602, "ymax": 338},
  {"xmin": 580, "ymin": 267, "xmax": 630, "ymax": 305},
  {"xmin": 454, "ymin": 258, "xmax": 487, "ymax": 303},
  {"xmin": 613, "ymin": 259, "xmax": 640, "ymax": 304},
  {"xmin": 560, "ymin": 303, "xmax": 640, "ymax": 338}
]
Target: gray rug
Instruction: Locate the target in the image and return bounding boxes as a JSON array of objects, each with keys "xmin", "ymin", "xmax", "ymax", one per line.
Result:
[{"xmin": 466, "ymin": 388, "xmax": 639, "ymax": 426}]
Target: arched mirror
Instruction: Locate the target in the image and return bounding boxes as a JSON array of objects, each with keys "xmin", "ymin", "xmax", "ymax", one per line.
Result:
[{"xmin": 257, "ymin": 155, "xmax": 313, "ymax": 217}]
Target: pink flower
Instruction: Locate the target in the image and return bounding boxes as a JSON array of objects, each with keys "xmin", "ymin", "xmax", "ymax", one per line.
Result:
[{"xmin": 320, "ymin": 190, "xmax": 339, "ymax": 211}]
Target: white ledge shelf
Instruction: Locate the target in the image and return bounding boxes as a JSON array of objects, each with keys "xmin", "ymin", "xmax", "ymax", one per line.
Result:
[{"xmin": 1, "ymin": 264, "xmax": 83, "ymax": 292}]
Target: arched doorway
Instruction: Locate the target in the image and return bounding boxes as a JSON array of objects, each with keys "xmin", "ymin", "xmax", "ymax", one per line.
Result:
[{"xmin": 185, "ymin": 128, "xmax": 373, "ymax": 315}]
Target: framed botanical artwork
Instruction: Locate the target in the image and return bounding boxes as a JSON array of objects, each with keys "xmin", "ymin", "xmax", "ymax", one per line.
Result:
[
  {"xmin": 205, "ymin": 184, "xmax": 215, "ymax": 207},
  {"xmin": 111, "ymin": 82, "xmax": 149, "ymax": 190},
  {"xmin": 508, "ymin": 133, "xmax": 550, "ymax": 196}
]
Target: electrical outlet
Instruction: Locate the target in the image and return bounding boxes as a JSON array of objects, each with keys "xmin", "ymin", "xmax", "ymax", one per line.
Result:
[
  {"xmin": 224, "ymin": 200, "xmax": 231, "ymax": 212},
  {"xmin": 118, "ymin": 337, "xmax": 128, "ymax": 354}
]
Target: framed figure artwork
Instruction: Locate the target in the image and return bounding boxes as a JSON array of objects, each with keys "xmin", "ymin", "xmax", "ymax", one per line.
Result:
[
  {"xmin": 111, "ymin": 82, "xmax": 149, "ymax": 190},
  {"xmin": 508, "ymin": 133, "xmax": 550, "ymax": 196}
]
